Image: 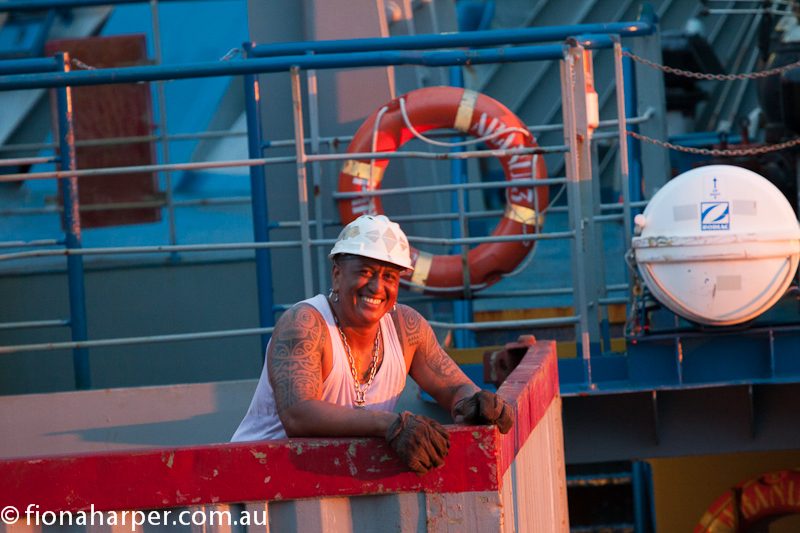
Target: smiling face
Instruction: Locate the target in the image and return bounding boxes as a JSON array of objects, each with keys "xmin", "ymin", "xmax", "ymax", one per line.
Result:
[{"xmin": 331, "ymin": 254, "xmax": 403, "ymax": 328}]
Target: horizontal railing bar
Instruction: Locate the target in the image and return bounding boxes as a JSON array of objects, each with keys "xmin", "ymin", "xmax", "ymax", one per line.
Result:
[
  {"xmin": 412, "ymin": 231, "xmax": 575, "ymax": 246},
  {"xmin": 0, "ymin": 196, "xmax": 256, "ymax": 216},
  {"xmin": 0, "ymin": 319, "xmax": 70, "ymax": 331},
  {"xmin": 600, "ymin": 200, "xmax": 648, "ymax": 209},
  {"xmin": 0, "ymin": 326, "xmax": 276, "ymax": 355},
  {"xmin": 0, "ymin": 130, "xmax": 249, "ymax": 154},
  {"xmin": 0, "ymin": 313, "xmax": 585, "ymax": 353},
  {"xmin": 477, "ymin": 287, "xmax": 574, "ymax": 298},
  {"xmin": 0, "ymin": 145, "xmax": 567, "ymax": 182},
  {"xmin": 594, "ymin": 213, "xmax": 625, "ymax": 222},
  {"xmin": 0, "ymin": 57, "xmax": 60, "ymax": 75},
  {"xmin": 0, "ymin": 157, "xmax": 295, "ymax": 182},
  {"xmin": 599, "ymin": 296, "xmax": 629, "ymax": 305},
  {"xmin": 0, "ymin": 109, "xmax": 653, "ymax": 158},
  {"xmin": 0, "ymin": 0, "xmax": 233, "ymax": 12},
  {"xmin": 308, "ymin": 145, "xmax": 568, "ymax": 165},
  {"xmin": 0, "ymin": 38, "xmax": 619, "ymax": 92},
  {"xmin": 0, "ymin": 241, "xmax": 302, "ymax": 263},
  {"xmin": 333, "ymin": 177, "xmax": 566, "ymax": 199},
  {"xmin": 0, "ymin": 229, "xmax": 573, "ymax": 262},
  {"xmin": 0, "ymin": 156, "xmax": 57, "ymax": 167},
  {"xmin": 251, "ymin": 19, "xmax": 654, "ymax": 57},
  {"xmin": 428, "ymin": 315, "xmax": 581, "ymax": 331},
  {"xmin": 1, "ymin": 201, "xmax": 564, "ymax": 225},
  {"xmin": 0, "ymin": 239, "xmax": 62, "ymax": 249}
]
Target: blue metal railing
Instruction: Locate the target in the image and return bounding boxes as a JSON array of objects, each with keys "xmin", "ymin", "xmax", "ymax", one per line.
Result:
[
  {"xmin": 0, "ymin": 0, "xmax": 231, "ymax": 11},
  {"xmin": 248, "ymin": 19, "xmax": 656, "ymax": 57},
  {"xmin": 0, "ymin": 8, "xmax": 658, "ymax": 390},
  {"xmin": 0, "ymin": 38, "xmax": 625, "ymax": 91}
]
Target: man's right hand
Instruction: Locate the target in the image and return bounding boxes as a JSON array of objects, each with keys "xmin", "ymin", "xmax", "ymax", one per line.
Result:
[{"xmin": 385, "ymin": 411, "xmax": 450, "ymax": 474}]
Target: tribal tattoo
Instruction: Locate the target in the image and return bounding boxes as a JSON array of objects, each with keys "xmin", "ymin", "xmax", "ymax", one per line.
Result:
[
  {"xmin": 268, "ymin": 304, "xmax": 327, "ymax": 413},
  {"xmin": 397, "ymin": 305, "xmax": 464, "ymax": 397}
]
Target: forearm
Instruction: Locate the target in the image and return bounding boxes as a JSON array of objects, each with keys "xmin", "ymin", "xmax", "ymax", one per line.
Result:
[
  {"xmin": 279, "ymin": 399, "xmax": 398, "ymax": 438},
  {"xmin": 449, "ymin": 381, "xmax": 481, "ymax": 415},
  {"xmin": 420, "ymin": 369, "xmax": 479, "ymax": 417}
]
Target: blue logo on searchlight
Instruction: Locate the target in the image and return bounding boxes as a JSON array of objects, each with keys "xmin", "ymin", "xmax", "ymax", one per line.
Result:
[{"xmin": 701, "ymin": 201, "xmax": 730, "ymax": 230}]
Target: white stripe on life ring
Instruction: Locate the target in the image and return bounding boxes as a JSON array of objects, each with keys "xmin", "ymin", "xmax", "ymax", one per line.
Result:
[
  {"xmin": 454, "ymin": 89, "xmax": 478, "ymax": 133},
  {"xmin": 410, "ymin": 251, "xmax": 434, "ymax": 290},
  {"xmin": 504, "ymin": 204, "xmax": 541, "ymax": 226},
  {"xmin": 342, "ymin": 160, "xmax": 384, "ymax": 186}
]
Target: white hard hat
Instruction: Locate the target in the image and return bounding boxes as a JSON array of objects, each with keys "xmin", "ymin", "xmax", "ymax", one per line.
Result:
[{"xmin": 330, "ymin": 214, "xmax": 414, "ymax": 271}]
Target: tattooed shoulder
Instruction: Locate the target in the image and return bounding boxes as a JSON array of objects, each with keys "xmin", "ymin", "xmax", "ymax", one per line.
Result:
[
  {"xmin": 395, "ymin": 304, "xmax": 424, "ymax": 348},
  {"xmin": 396, "ymin": 304, "xmax": 460, "ymax": 380},
  {"xmin": 268, "ymin": 303, "xmax": 327, "ymax": 410}
]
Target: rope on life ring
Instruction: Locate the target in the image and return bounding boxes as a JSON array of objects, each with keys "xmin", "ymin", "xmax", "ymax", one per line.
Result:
[{"xmin": 337, "ymin": 86, "xmax": 549, "ymax": 295}]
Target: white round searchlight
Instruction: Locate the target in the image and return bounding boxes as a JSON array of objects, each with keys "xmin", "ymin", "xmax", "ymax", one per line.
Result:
[{"xmin": 632, "ymin": 165, "xmax": 800, "ymax": 326}]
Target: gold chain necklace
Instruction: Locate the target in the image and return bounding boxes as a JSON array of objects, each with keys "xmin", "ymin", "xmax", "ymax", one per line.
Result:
[{"xmin": 333, "ymin": 315, "xmax": 381, "ymax": 408}]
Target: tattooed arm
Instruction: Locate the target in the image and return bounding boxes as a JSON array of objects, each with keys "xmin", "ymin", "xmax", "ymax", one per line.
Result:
[
  {"xmin": 267, "ymin": 303, "xmax": 396, "ymax": 438},
  {"xmin": 396, "ymin": 304, "xmax": 480, "ymax": 416}
]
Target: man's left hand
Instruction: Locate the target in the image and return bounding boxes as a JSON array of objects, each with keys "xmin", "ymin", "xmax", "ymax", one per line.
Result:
[{"xmin": 452, "ymin": 391, "xmax": 513, "ymax": 434}]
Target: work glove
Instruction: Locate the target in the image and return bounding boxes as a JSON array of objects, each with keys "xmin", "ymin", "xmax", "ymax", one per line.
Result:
[
  {"xmin": 385, "ymin": 411, "xmax": 450, "ymax": 474},
  {"xmin": 452, "ymin": 390, "xmax": 513, "ymax": 434}
]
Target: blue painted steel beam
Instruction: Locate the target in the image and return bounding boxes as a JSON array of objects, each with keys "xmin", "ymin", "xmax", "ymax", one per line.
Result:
[
  {"xmin": 0, "ymin": 37, "xmax": 616, "ymax": 92},
  {"xmin": 242, "ymin": 43, "xmax": 275, "ymax": 357},
  {"xmin": 55, "ymin": 53, "xmax": 90, "ymax": 390},
  {"xmin": 0, "ymin": 57, "xmax": 59, "ymax": 75},
  {"xmin": 0, "ymin": 0, "xmax": 226, "ymax": 11},
  {"xmin": 250, "ymin": 19, "xmax": 656, "ymax": 57}
]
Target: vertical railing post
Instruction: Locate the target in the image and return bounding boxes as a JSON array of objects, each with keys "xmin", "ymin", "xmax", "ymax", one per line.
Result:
[
  {"xmin": 305, "ymin": 63, "xmax": 328, "ymax": 295},
  {"xmin": 149, "ymin": 0, "xmax": 179, "ymax": 258},
  {"xmin": 56, "ymin": 52, "xmax": 90, "ymax": 390},
  {"xmin": 613, "ymin": 38, "xmax": 633, "ymax": 249},
  {"xmin": 449, "ymin": 66, "xmax": 475, "ymax": 348},
  {"xmin": 290, "ymin": 67, "xmax": 314, "ymax": 300},
  {"xmin": 561, "ymin": 40, "xmax": 600, "ymax": 386},
  {"xmin": 630, "ymin": 4, "xmax": 668, "ymax": 198},
  {"xmin": 242, "ymin": 42, "xmax": 275, "ymax": 357},
  {"xmin": 623, "ymin": 49, "xmax": 643, "ymax": 205}
]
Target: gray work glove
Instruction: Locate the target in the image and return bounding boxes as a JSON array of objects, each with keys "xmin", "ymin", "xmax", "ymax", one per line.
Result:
[
  {"xmin": 452, "ymin": 390, "xmax": 513, "ymax": 434},
  {"xmin": 385, "ymin": 411, "xmax": 450, "ymax": 474}
]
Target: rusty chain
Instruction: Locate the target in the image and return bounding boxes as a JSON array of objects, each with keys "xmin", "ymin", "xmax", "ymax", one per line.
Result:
[
  {"xmin": 627, "ymin": 130, "xmax": 800, "ymax": 156},
  {"xmin": 620, "ymin": 50, "xmax": 800, "ymax": 154},
  {"xmin": 622, "ymin": 50, "xmax": 800, "ymax": 81},
  {"xmin": 70, "ymin": 58, "xmax": 96, "ymax": 70}
]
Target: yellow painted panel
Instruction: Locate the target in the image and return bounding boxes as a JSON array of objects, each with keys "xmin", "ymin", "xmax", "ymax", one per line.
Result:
[{"xmin": 649, "ymin": 450, "xmax": 800, "ymax": 532}]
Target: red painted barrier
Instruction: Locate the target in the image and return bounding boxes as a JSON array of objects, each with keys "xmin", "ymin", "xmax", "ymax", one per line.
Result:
[{"xmin": 0, "ymin": 341, "xmax": 560, "ymax": 521}]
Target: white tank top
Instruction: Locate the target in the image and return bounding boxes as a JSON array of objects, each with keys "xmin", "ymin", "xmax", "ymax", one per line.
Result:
[{"xmin": 231, "ymin": 294, "xmax": 408, "ymax": 441}]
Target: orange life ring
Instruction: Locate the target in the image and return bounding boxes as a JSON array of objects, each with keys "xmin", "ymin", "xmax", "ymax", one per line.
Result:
[
  {"xmin": 337, "ymin": 86, "xmax": 548, "ymax": 293},
  {"xmin": 696, "ymin": 469, "xmax": 800, "ymax": 532}
]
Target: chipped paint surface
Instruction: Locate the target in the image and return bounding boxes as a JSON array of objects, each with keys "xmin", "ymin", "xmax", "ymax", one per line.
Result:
[
  {"xmin": 0, "ymin": 342, "xmax": 561, "ymax": 521},
  {"xmin": 250, "ymin": 450, "xmax": 267, "ymax": 464},
  {"xmin": 162, "ymin": 452, "xmax": 174, "ymax": 469},
  {"xmin": 347, "ymin": 442, "xmax": 358, "ymax": 457}
]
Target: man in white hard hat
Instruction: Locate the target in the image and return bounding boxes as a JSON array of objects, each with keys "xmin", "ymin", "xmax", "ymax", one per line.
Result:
[{"xmin": 232, "ymin": 214, "xmax": 512, "ymax": 474}]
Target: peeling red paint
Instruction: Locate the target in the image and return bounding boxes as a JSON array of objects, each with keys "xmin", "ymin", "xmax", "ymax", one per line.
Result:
[{"xmin": 0, "ymin": 342, "xmax": 559, "ymax": 514}]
